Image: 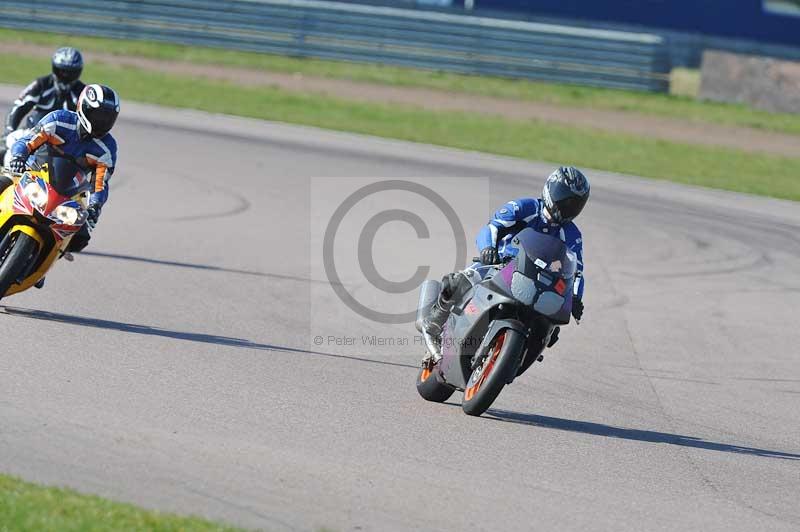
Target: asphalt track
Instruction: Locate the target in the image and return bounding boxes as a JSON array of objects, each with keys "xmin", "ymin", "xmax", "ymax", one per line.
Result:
[{"xmin": 1, "ymin": 86, "xmax": 799, "ymax": 531}]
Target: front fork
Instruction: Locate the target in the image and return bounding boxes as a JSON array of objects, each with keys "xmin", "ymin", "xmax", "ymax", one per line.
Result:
[{"xmin": 468, "ymin": 318, "xmax": 530, "ymax": 382}]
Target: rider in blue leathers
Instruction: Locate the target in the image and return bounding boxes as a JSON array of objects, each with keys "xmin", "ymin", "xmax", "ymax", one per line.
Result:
[
  {"xmin": 474, "ymin": 198, "xmax": 584, "ymax": 300},
  {"xmin": 5, "ymin": 84, "xmax": 120, "ymax": 259},
  {"xmin": 423, "ymin": 166, "xmax": 590, "ymax": 350}
]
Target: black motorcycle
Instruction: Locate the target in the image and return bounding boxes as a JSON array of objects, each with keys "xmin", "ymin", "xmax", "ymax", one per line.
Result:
[{"xmin": 415, "ymin": 228, "xmax": 577, "ymax": 416}]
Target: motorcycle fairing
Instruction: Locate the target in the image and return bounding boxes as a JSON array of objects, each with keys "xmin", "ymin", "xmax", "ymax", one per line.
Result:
[
  {"xmin": 0, "ymin": 153, "xmax": 89, "ymax": 296},
  {"xmin": 491, "ymin": 228, "xmax": 577, "ymax": 325},
  {"xmin": 439, "ymin": 283, "xmax": 518, "ymax": 389},
  {"xmin": 12, "ymin": 173, "xmax": 85, "ymax": 242}
]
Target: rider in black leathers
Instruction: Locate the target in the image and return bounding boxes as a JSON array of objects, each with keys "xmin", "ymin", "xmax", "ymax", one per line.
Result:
[{"xmin": 0, "ymin": 47, "xmax": 84, "ymax": 161}]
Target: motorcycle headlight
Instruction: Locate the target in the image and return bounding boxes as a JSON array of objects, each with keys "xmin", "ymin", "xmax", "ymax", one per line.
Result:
[
  {"xmin": 54, "ymin": 204, "xmax": 80, "ymax": 225},
  {"xmin": 511, "ymin": 271, "xmax": 536, "ymax": 306},
  {"xmin": 23, "ymin": 180, "xmax": 48, "ymax": 210}
]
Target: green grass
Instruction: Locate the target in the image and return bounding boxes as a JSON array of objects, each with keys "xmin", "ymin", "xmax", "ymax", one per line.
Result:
[
  {"xmin": 0, "ymin": 474, "xmax": 243, "ymax": 531},
  {"xmin": 1, "ymin": 28, "xmax": 799, "ymax": 136},
  {"xmin": 3, "ymin": 52, "xmax": 799, "ymax": 201}
]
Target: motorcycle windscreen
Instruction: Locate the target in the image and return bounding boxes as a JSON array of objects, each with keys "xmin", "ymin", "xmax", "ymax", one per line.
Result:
[
  {"xmin": 34, "ymin": 152, "xmax": 91, "ymax": 197},
  {"xmin": 514, "ymin": 227, "xmax": 577, "ymax": 279}
]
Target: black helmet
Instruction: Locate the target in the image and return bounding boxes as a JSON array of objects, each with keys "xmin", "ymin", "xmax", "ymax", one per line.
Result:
[
  {"xmin": 77, "ymin": 84, "xmax": 120, "ymax": 138},
  {"xmin": 51, "ymin": 47, "xmax": 83, "ymax": 90},
  {"xmin": 542, "ymin": 166, "xmax": 590, "ymax": 223}
]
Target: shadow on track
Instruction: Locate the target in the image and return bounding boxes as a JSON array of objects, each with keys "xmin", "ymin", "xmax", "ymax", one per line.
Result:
[
  {"xmin": 82, "ymin": 251, "xmax": 341, "ymax": 285},
  {"xmin": 0, "ymin": 306, "xmax": 415, "ymax": 369},
  {"xmin": 485, "ymin": 409, "xmax": 800, "ymax": 460}
]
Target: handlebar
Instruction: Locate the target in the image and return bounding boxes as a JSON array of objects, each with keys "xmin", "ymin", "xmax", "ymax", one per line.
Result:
[
  {"xmin": 471, "ymin": 256, "xmax": 512, "ymax": 266},
  {"xmin": 0, "ymin": 168, "xmax": 23, "ymax": 179}
]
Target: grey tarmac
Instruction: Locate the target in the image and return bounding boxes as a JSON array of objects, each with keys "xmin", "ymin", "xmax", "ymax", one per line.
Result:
[{"xmin": 0, "ymin": 86, "xmax": 798, "ymax": 532}]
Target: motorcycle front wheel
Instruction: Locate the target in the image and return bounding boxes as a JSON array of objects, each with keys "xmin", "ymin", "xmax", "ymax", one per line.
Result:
[
  {"xmin": 0, "ymin": 232, "xmax": 39, "ymax": 299},
  {"xmin": 462, "ymin": 328, "xmax": 525, "ymax": 417}
]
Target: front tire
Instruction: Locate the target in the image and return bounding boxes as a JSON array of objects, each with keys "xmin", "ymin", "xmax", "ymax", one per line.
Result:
[
  {"xmin": 0, "ymin": 233, "xmax": 39, "ymax": 299},
  {"xmin": 462, "ymin": 329, "xmax": 526, "ymax": 417},
  {"xmin": 416, "ymin": 365, "xmax": 455, "ymax": 403}
]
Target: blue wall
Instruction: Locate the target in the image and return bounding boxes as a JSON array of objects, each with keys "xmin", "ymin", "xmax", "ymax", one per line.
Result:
[{"xmin": 472, "ymin": 0, "xmax": 800, "ymax": 47}]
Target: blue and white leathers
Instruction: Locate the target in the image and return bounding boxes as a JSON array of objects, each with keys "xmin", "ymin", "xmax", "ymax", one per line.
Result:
[
  {"xmin": 476, "ymin": 197, "xmax": 584, "ymax": 298},
  {"xmin": 11, "ymin": 109, "xmax": 117, "ymax": 206}
]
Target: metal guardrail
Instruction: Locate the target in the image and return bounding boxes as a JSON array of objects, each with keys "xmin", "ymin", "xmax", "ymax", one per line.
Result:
[
  {"xmin": 479, "ymin": 7, "xmax": 800, "ymax": 68},
  {"xmin": 666, "ymin": 32, "xmax": 800, "ymax": 68},
  {"xmin": 0, "ymin": 0, "xmax": 671, "ymax": 92}
]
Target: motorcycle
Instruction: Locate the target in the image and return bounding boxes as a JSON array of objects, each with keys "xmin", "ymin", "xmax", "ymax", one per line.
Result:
[
  {"xmin": 0, "ymin": 150, "xmax": 91, "ymax": 300},
  {"xmin": 414, "ymin": 228, "xmax": 577, "ymax": 416}
]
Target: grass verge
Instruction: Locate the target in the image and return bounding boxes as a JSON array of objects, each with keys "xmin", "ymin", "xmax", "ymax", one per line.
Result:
[
  {"xmin": 2, "ymin": 52, "xmax": 799, "ymax": 201},
  {"xmin": 1, "ymin": 28, "xmax": 799, "ymax": 136},
  {"xmin": 0, "ymin": 473, "xmax": 243, "ymax": 531}
]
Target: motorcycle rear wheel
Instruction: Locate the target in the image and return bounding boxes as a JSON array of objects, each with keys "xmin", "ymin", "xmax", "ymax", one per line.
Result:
[
  {"xmin": 0, "ymin": 233, "xmax": 39, "ymax": 299},
  {"xmin": 462, "ymin": 329, "xmax": 525, "ymax": 417},
  {"xmin": 416, "ymin": 365, "xmax": 455, "ymax": 403}
]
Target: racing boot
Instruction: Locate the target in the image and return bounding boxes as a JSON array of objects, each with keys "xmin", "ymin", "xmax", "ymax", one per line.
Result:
[
  {"xmin": 420, "ymin": 271, "xmax": 476, "ymax": 366},
  {"xmin": 422, "ymin": 271, "xmax": 476, "ymax": 337},
  {"xmin": 419, "ymin": 296, "xmax": 451, "ymax": 366},
  {"xmin": 422, "ymin": 297, "xmax": 452, "ymax": 339}
]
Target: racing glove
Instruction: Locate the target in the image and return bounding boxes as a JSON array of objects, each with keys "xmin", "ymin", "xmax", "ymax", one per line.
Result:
[
  {"xmin": 86, "ymin": 203, "xmax": 102, "ymax": 230},
  {"xmin": 480, "ymin": 246, "xmax": 500, "ymax": 265},
  {"xmin": 9, "ymin": 156, "xmax": 27, "ymax": 175},
  {"xmin": 572, "ymin": 296, "xmax": 584, "ymax": 322}
]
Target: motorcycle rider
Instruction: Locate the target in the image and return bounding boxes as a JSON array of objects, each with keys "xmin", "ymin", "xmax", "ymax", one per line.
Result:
[
  {"xmin": 5, "ymin": 84, "xmax": 120, "ymax": 265},
  {"xmin": 422, "ymin": 166, "xmax": 589, "ymax": 358},
  {"xmin": 0, "ymin": 47, "xmax": 85, "ymax": 162}
]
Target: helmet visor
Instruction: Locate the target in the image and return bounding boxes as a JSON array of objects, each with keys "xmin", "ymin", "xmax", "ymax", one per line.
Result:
[
  {"xmin": 553, "ymin": 195, "xmax": 587, "ymax": 222},
  {"xmin": 89, "ymin": 112, "xmax": 117, "ymax": 137},
  {"xmin": 53, "ymin": 66, "xmax": 81, "ymax": 85}
]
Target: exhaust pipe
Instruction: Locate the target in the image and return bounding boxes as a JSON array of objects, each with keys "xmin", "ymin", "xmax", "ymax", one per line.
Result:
[{"xmin": 415, "ymin": 279, "xmax": 441, "ymax": 333}]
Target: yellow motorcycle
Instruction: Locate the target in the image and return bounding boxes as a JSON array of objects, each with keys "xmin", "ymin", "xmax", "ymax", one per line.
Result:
[{"xmin": 0, "ymin": 151, "xmax": 91, "ymax": 300}]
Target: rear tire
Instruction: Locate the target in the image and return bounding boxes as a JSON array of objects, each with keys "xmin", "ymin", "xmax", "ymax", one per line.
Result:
[
  {"xmin": 0, "ymin": 233, "xmax": 39, "ymax": 299},
  {"xmin": 462, "ymin": 329, "xmax": 526, "ymax": 417},
  {"xmin": 416, "ymin": 365, "xmax": 455, "ymax": 403}
]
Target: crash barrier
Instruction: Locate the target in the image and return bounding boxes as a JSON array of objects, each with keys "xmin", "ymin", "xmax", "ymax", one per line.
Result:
[
  {"xmin": 664, "ymin": 32, "xmax": 800, "ymax": 69},
  {"xmin": 460, "ymin": 0, "xmax": 800, "ymax": 51},
  {"xmin": 0, "ymin": 0, "xmax": 671, "ymax": 92}
]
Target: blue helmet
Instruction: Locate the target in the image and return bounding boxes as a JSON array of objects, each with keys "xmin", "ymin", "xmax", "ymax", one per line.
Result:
[
  {"xmin": 51, "ymin": 47, "xmax": 83, "ymax": 89},
  {"xmin": 542, "ymin": 166, "xmax": 590, "ymax": 223}
]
